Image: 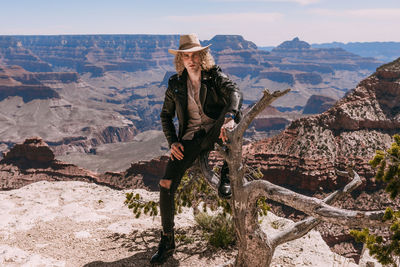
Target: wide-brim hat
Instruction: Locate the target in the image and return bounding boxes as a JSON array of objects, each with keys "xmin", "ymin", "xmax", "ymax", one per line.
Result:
[{"xmin": 168, "ymin": 34, "xmax": 211, "ymax": 55}]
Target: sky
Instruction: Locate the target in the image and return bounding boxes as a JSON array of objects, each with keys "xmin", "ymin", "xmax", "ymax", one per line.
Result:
[{"xmin": 1, "ymin": 0, "xmax": 399, "ymax": 46}]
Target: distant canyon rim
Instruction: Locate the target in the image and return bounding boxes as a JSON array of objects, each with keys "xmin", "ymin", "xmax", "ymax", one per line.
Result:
[{"xmin": 0, "ymin": 34, "xmax": 386, "ymax": 163}]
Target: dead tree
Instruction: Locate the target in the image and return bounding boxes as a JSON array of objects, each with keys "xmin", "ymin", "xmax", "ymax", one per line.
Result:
[{"xmin": 197, "ymin": 89, "xmax": 390, "ymax": 267}]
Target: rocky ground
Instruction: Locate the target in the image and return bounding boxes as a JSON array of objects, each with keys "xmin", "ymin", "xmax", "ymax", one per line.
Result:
[{"xmin": 0, "ymin": 181, "xmax": 380, "ymax": 267}]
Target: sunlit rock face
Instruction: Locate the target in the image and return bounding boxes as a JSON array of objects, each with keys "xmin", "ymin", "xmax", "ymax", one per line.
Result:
[{"xmin": 245, "ymin": 57, "xmax": 400, "ymax": 192}]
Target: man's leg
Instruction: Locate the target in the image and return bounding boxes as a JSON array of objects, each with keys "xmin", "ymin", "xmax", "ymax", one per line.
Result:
[
  {"xmin": 158, "ymin": 138, "xmax": 202, "ymax": 232},
  {"xmin": 151, "ymin": 138, "xmax": 203, "ymax": 264},
  {"xmin": 219, "ymin": 160, "xmax": 231, "ymax": 198},
  {"xmin": 200, "ymin": 120, "xmax": 232, "ymax": 199}
]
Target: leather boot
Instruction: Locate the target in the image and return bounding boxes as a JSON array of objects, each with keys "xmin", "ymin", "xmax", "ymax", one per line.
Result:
[
  {"xmin": 218, "ymin": 162, "xmax": 232, "ymax": 199},
  {"xmin": 150, "ymin": 231, "xmax": 175, "ymax": 265}
]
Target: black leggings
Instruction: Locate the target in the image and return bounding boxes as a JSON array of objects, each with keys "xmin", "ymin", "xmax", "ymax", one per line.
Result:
[{"xmin": 159, "ymin": 127, "xmax": 228, "ymax": 233}]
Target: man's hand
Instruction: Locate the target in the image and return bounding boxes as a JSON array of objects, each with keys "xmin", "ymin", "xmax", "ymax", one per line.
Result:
[
  {"xmin": 219, "ymin": 118, "xmax": 235, "ymax": 143},
  {"xmin": 170, "ymin": 142, "xmax": 184, "ymax": 160}
]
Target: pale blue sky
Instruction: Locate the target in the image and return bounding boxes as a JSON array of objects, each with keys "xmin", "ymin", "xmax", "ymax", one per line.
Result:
[{"xmin": 1, "ymin": 0, "xmax": 399, "ymax": 46}]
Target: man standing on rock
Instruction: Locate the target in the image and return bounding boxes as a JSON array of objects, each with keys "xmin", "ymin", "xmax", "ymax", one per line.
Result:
[{"xmin": 151, "ymin": 33, "xmax": 242, "ymax": 264}]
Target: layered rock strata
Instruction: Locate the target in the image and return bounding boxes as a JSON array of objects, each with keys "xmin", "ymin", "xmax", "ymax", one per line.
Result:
[
  {"xmin": 0, "ymin": 64, "xmax": 139, "ymax": 156},
  {"xmin": 0, "ymin": 35, "xmax": 381, "ymax": 109},
  {"xmin": 0, "ymin": 65, "xmax": 61, "ymax": 102},
  {"xmin": 0, "ymin": 137, "xmax": 146, "ymax": 190},
  {"xmin": 302, "ymin": 95, "xmax": 337, "ymax": 114},
  {"xmin": 245, "ymin": 57, "xmax": 400, "ymax": 192}
]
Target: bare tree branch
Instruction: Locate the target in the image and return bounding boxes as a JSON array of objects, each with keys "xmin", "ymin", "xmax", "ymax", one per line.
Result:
[
  {"xmin": 270, "ymin": 170, "xmax": 362, "ymax": 246},
  {"xmin": 235, "ymin": 89, "xmax": 291, "ymax": 139},
  {"xmin": 244, "ymin": 176, "xmax": 389, "ymax": 228}
]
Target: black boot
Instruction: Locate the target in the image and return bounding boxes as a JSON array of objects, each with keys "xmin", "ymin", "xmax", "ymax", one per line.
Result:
[
  {"xmin": 218, "ymin": 162, "xmax": 231, "ymax": 199},
  {"xmin": 150, "ymin": 231, "xmax": 175, "ymax": 265}
]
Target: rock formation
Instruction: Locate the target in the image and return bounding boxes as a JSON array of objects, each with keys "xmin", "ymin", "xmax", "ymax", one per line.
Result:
[
  {"xmin": 302, "ymin": 95, "xmax": 337, "ymax": 114},
  {"xmin": 245, "ymin": 57, "xmax": 400, "ymax": 191},
  {"xmin": 3, "ymin": 137, "xmax": 55, "ymax": 163},
  {"xmin": 202, "ymin": 35, "xmax": 258, "ymax": 52},
  {"xmin": 0, "ymin": 137, "xmax": 146, "ymax": 191},
  {"xmin": 0, "ymin": 63, "xmax": 139, "ymax": 156},
  {"xmin": 295, "ymin": 72, "xmax": 323, "ymax": 85},
  {"xmin": 258, "ymin": 71, "xmax": 294, "ymax": 85},
  {"xmin": 311, "ymin": 41, "xmax": 400, "ymax": 63},
  {"xmin": 0, "ymin": 35, "xmax": 381, "ymax": 108},
  {"xmin": 241, "ymin": 57, "xmax": 400, "ymax": 259},
  {"xmin": 245, "ymin": 105, "xmax": 298, "ymax": 139},
  {"xmin": 0, "ymin": 35, "xmax": 179, "ymax": 76},
  {"xmin": 119, "ymin": 155, "xmax": 169, "ymax": 191},
  {"xmin": 0, "ymin": 34, "xmax": 386, "ymax": 168},
  {"xmin": 0, "ymin": 65, "xmax": 61, "ymax": 102}
]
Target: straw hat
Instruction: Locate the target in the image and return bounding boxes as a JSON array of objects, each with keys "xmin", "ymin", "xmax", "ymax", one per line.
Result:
[{"xmin": 168, "ymin": 34, "xmax": 211, "ymax": 55}]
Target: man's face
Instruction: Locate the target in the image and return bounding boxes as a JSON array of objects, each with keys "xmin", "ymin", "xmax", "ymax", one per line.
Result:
[{"xmin": 182, "ymin": 52, "xmax": 201, "ymax": 73}]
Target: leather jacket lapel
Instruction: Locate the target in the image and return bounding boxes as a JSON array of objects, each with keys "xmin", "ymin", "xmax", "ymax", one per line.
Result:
[
  {"xmin": 174, "ymin": 70, "xmax": 187, "ymax": 107},
  {"xmin": 174, "ymin": 71, "xmax": 188, "ymax": 139},
  {"xmin": 200, "ymin": 70, "xmax": 211, "ymax": 108}
]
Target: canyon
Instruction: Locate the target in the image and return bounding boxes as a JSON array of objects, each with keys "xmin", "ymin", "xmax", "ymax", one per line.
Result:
[
  {"xmin": 0, "ymin": 34, "xmax": 382, "ymax": 160},
  {"xmin": 1, "ymin": 56, "xmax": 399, "ymax": 262}
]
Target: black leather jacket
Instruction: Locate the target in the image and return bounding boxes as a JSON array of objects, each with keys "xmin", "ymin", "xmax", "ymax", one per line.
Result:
[{"xmin": 160, "ymin": 66, "xmax": 243, "ymax": 147}]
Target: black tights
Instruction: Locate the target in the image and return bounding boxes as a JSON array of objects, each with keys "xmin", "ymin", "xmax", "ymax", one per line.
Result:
[{"xmin": 159, "ymin": 130, "xmax": 229, "ymax": 233}]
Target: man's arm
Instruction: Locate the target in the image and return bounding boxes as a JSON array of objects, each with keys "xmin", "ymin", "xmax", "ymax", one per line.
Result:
[
  {"xmin": 214, "ymin": 67, "xmax": 243, "ymax": 118},
  {"xmin": 214, "ymin": 67, "xmax": 243, "ymax": 142},
  {"xmin": 160, "ymin": 79, "xmax": 179, "ymax": 148}
]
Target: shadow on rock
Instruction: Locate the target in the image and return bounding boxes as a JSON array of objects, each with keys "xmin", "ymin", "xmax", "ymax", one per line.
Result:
[
  {"xmin": 83, "ymin": 251, "xmax": 180, "ymax": 267},
  {"xmin": 83, "ymin": 227, "xmax": 229, "ymax": 267}
]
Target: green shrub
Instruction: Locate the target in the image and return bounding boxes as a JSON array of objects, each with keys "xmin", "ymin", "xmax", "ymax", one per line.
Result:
[
  {"xmin": 350, "ymin": 134, "xmax": 400, "ymax": 266},
  {"xmin": 195, "ymin": 212, "xmax": 236, "ymax": 249},
  {"xmin": 175, "ymin": 233, "xmax": 195, "ymax": 244}
]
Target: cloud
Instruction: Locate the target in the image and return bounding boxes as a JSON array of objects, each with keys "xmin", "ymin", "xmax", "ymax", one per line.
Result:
[
  {"xmin": 210, "ymin": 0, "xmax": 319, "ymax": 5},
  {"xmin": 309, "ymin": 8, "xmax": 400, "ymax": 20},
  {"xmin": 167, "ymin": 12, "xmax": 283, "ymax": 24},
  {"xmin": 349, "ymin": 8, "xmax": 400, "ymax": 19}
]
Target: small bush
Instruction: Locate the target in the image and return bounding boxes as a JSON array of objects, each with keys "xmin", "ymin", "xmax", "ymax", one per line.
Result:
[
  {"xmin": 195, "ymin": 212, "xmax": 236, "ymax": 249},
  {"xmin": 351, "ymin": 134, "xmax": 400, "ymax": 266},
  {"xmin": 175, "ymin": 233, "xmax": 195, "ymax": 244}
]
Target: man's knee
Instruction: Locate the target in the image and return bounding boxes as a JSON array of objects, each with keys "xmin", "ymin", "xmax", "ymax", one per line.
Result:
[{"xmin": 159, "ymin": 179, "xmax": 172, "ymax": 189}]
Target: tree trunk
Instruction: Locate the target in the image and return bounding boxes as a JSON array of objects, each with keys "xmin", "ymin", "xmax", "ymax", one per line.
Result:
[
  {"xmin": 235, "ymin": 237, "xmax": 274, "ymax": 267},
  {"xmin": 226, "ymin": 124, "xmax": 275, "ymax": 266},
  {"xmin": 198, "ymin": 89, "xmax": 388, "ymax": 267},
  {"xmin": 233, "ymin": 191, "xmax": 275, "ymax": 267}
]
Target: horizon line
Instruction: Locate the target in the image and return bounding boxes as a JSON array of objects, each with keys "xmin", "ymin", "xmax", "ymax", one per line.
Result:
[{"xmin": 1, "ymin": 34, "xmax": 400, "ymax": 47}]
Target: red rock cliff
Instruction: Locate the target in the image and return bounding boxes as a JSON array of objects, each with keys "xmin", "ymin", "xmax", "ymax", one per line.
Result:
[{"xmin": 245, "ymin": 57, "xmax": 400, "ymax": 192}]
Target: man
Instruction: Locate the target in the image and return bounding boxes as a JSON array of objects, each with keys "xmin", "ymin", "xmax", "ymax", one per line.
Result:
[{"xmin": 151, "ymin": 34, "xmax": 242, "ymax": 264}]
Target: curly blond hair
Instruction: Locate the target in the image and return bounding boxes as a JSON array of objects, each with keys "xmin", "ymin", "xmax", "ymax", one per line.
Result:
[{"xmin": 174, "ymin": 49, "xmax": 216, "ymax": 75}]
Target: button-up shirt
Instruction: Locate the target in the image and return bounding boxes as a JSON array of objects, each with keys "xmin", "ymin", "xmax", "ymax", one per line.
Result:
[{"xmin": 182, "ymin": 78, "xmax": 216, "ymax": 140}]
